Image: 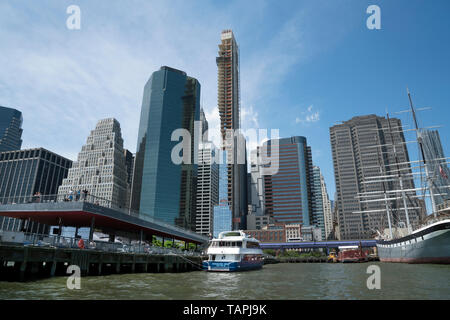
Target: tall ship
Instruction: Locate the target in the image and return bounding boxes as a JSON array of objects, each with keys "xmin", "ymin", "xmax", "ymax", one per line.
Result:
[
  {"xmin": 361, "ymin": 89, "xmax": 450, "ymax": 263},
  {"xmin": 202, "ymin": 230, "xmax": 263, "ymax": 271}
]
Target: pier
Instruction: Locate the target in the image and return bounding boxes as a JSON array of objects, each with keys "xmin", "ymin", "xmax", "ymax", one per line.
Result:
[{"xmin": 0, "ymin": 243, "xmax": 205, "ymax": 281}]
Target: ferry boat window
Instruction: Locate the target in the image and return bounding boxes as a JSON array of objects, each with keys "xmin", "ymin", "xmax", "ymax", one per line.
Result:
[
  {"xmin": 236, "ymin": 241, "xmax": 242, "ymax": 247},
  {"xmin": 247, "ymin": 242, "xmax": 260, "ymax": 249}
]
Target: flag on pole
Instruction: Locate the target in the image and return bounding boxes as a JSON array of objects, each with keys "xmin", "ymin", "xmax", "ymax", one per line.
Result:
[{"xmin": 439, "ymin": 165, "xmax": 448, "ymax": 179}]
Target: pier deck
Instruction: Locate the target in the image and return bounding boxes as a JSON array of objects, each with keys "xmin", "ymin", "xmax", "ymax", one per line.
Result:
[{"xmin": 0, "ymin": 244, "xmax": 205, "ymax": 281}]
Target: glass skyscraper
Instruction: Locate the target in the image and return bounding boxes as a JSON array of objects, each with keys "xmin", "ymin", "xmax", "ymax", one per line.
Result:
[
  {"xmin": 0, "ymin": 106, "xmax": 23, "ymax": 152},
  {"xmin": 419, "ymin": 129, "xmax": 450, "ymax": 206},
  {"xmin": 262, "ymin": 136, "xmax": 313, "ymax": 226},
  {"xmin": 131, "ymin": 66, "xmax": 200, "ymax": 230},
  {"xmin": 213, "ymin": 150, "xmax": 232, "ymax": 237}
]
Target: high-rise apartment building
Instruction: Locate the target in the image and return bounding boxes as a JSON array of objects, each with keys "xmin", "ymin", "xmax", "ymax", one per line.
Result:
[
  {"xmin": 418, "ymin": 129, "xmax": 450, "ymax": 207},
  {"xmin": 216, "ymin": 30, "xmax": 248, "ymax": 230},
  {"xmin": 262, "ymin": 136, "xmax": 314, "ymax": 226},
  {"xmin": 196, "ymin": 141, "xmax": 219, "ymax": 236},
  {"xmin": 0, "ymin": 106, "xmax": 23, "ymax": 152},
  {"xmin": 131, "ymin": 66, "xmax": 200, "ymax": 230},
  {"xmin": 330, "ymin": 115, "xmax": 422, "ymax": 240},
  {"xmin": 57, "ymin": 118, "xmax": 128, "ymax": 209},
  {"xmin": 0, "ymin": 148, "xmax": 72, "ymax": 232}
]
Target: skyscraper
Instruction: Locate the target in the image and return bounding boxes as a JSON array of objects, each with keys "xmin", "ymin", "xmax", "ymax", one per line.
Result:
[
  {"xmin": 213, "ymin": 150, "xmax": 232, "ymax": 237},
  {"xmin": 0, "ymin": 148, "xmax": 72, "ymax": 232},
  {"xmin": 320, "ymin": 171, "xmax": 333, "ymax": 240},
  {"xmin": 311, "ymin": 166, "xmax": 326, "ymax": 240},
  {"xmin": 262, "ymin": 136, "xmax": 314, "ymax": 226},
  {"xmin": 131, "ymin": 66, "xmax": 200, "ymax": 230},
  {"xmin": 123, "ymin": 149, "xmax": 135, "ymax": 208},
  {"xmin": 57, "ymin": 118, "xmax": 128, "ymax": 209},
  {"xmin": 0, "ymin": 106, "xmax": 23, "ymax": 152},
  {"xmin": 196, "ymin": 141, "xmax": 219, "ymax": 236},
  {"xmin": 199, "ymin": 108, "xmax": 209, "ymax": 142},
  {"xmin": 418, "ymin": 129, "xmax": 450, "ymax": 207},
  {"xmin": 330, "ymin": 115, "xmax": 422, "ymax": 240},
  {"xmin": 216, "ymin": 30, "xmax": 247, "ymax": 229}
]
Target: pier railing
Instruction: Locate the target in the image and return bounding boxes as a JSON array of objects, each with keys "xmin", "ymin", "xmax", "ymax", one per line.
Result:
[{"xmin": 0, "ymin": 230, "xmax": 203, "ymax": 257}]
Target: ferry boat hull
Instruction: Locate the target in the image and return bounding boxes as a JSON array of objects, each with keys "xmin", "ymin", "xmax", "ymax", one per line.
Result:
[
  {"xmin": 202, "ymin": 260, "xmax": 263, "ymax": 272},
  {"xmin": 376, "ymin": 221, "xmax": 450, "ymax": 264}
]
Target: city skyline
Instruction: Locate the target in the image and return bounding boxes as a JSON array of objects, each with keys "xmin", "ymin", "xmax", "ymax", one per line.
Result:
[{"xmin": 1, "ymin": 1, "xmax": 450, "ymax": 202}]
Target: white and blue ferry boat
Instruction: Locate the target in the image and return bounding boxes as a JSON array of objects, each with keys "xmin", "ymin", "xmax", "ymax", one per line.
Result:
[{"xmin": 202, "ymin": 230, "xmax": 263, "ymax": 272}]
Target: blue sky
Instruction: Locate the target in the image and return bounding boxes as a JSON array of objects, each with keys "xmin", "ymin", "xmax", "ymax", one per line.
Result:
[{"xmin": 1, "ymin": 0, "xmax": 449, "ymax": 200}]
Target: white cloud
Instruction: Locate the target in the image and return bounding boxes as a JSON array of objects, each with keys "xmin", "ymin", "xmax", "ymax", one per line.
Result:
[
  {"xmin": 0, "ymin": 1, "xmax": 310, "ymax": 162},
  {"xmin": 296, "ymin": 105, "xmax": 320, "ymax": 124}
]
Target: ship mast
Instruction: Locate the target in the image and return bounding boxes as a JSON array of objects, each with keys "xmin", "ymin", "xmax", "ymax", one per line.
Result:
[
  {"xmin": 376, "ymin": 146, "xmax": 393, "ymax": 239},
  {"xmin": 407, "ymin": 88, "xmax": 438, "ymax": 218},
  {"xmin": 386, "ymin": 112, "xmax": 412, "ymax": 234}
]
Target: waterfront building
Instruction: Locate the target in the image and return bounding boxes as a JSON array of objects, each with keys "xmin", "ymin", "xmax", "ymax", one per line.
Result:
[
  {"xmin": 301, "ymin": 225, "xmax": 322, "ymax": 242},
  {"xmin": 418, "ymin": 129, "xmax": 450, "ymax": 207},
  {"xmin": 0, "ymin": 148, "xmax": 72, "ymax": 232},
  {"xmin": 330, "ymin": 115, "xmax": 421, "ymax": 240},
  {"xmin": 196, "ymin": 141, "xmax": 219, "ymax": 236},
  {"xmin": 246, "ymin": 213, "xmax": 273, "ymax": 230},
  {"xmin": 0, "ymin": 106, "xmax": 23, "ymax": 152},
  {"xmin": 285, "ymin": 223, "xmax": 302, "ymax": 242},
  {"xmin": 131, "ymin": 66, "xmax": 200, "ymax": 230},
  {"xmin": 245, "ymin": 223, "xmax": 286, "ymax": 243},
  {"xmin": 217, "ymin": 30, "xmax": 248, "ymax": 230},
  {"xmin": 262, "ymin": 136, "xmax": 314, "ymax": 226},
  {"xmin": 57, "ymin": 118, "xmax": 128, "ymax": 209}
]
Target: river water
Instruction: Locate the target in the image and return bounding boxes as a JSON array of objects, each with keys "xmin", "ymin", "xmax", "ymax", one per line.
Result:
[{"xmin": 0, "ymin": 263, "xmax": 449, "ymax": 299}]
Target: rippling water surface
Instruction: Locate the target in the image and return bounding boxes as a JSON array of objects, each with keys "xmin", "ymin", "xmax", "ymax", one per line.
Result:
[{"xmin": 1, "ymin": 263, "xmax": 449, "ymax": 299}]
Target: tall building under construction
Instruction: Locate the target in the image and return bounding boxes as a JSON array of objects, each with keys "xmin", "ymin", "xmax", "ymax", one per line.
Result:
[{"xmin": 216, "ymin": 30, "xmax": 247, "ymax": 230}]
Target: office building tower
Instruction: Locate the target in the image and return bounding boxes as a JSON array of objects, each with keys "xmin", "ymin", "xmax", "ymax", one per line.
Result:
[
  {"xmin": 124, "ymin": 149, "xmax": 135, "ymax": 208},
  {"xmin": 249, "ymin": 149, "xmax": 266, "ymax": 216},
  {"xmin": 199, "ymin": 108, "xmax": 209, "ymax": 142},
  {"xmin": 213, "ymin": 151, "xmax": 232, "ymax": 237},
  {"xmin": 196, "ymin": 141, "xmax": 219, "ymax": 236},
  {"xmin": 330, "ymin": 114, "xmax": 421, "ymax": 240},
  {"xmin": 0, "ymin": 148, "xmax": 72, "ymax": 232},
  {"xmin": 418, "ymin": 129, "xmax": 450, "ymax": 207},
  {"xmin": 217, "ymin": 30, "xmax": 248, "ymax": 230},
  {"xmin": 262, "ymin": 136, "xmax": 314, "ymax": 226},
  {"xmin": 131, "ymin": 66, "xmax": 200, "ymax": 230},
  {"xmin": 0, "ymin": 106, "xmax": 23, "ymax": 152},
  {"xmin": 321, "ymin": 172, "xmax": 333, "ymax": 240},
  {"xmin": 311, "ymin": 166, "xmax": 326, "ymax": 240},
  {"xmin": 57, "ymin": 118, "xmax": 128, "ymax": 209}
]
